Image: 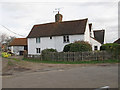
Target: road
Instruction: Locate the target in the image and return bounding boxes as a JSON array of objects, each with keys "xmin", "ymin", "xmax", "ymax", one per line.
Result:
[{"xmin": 2, "ymin": 64, "xmax": 118, "ymax": 88}]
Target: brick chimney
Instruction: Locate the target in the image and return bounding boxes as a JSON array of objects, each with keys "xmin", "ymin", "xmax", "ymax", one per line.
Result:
[{"xmin": 55, "ymin": 11, "xmax": 63, "ymax": 22}]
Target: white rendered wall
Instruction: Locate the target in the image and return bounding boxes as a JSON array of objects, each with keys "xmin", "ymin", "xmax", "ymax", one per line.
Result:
[
  {"xmin": 90, "ymin": 38, "xmax": 101, "ymax": 51},
  {"xmin": 10, "ymin": 46, "xmax": 24, "ymax": 55},
  {"xmin": 28, "ymin": 34, "xmax": 84, "ymax": 55},
  {"xmin": 54, "ymin": 34, "xmax": 84, "ymax": 52},
  {"xmin": 84, "ymin": 20, "xmax": 91, "ymax": 43}
]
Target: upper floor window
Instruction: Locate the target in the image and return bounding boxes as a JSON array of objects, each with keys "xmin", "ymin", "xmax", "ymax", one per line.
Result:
[
  {"xmin": 50, "ymin": 36, "xmax": 52, "ymax": 39},
  {"xmin": 63, "ymin": 35, "xmax": 69, "ymax": 43},
  {"xmin": 36, "ymin": 37, "xmax": 40, "ymax": 43}
]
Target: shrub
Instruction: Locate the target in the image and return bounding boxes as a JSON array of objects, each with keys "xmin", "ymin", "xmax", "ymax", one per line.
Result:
[
  {"xmin": 41, "ymin": 48, "xmax": 57, "ymax": 60},
  {"xmin": 100, "ymin": 43, "xmax": 120, "ymax": 58},
  {"xmin": 2, "ymin": 52, "xmax": 11, "ymax": 58},
  {"xmin": 41, "ymin": 48, "xmax": 57, "ymax": 55},
  {"xmin": 63, "ymin": 43, "xmax": 72, "ymax": 52},
  {"xmin": 100, "ymin": 43, "xmax": 120, "ymax": 52},
  {"xmin": 63, "ymin": 41, "xmax": 92, "ymax": 52}
]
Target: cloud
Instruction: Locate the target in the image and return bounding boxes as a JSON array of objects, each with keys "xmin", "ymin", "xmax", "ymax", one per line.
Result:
[{"xmin": 0, "ymin": 1, "xmax": 118, "ymax": 43}]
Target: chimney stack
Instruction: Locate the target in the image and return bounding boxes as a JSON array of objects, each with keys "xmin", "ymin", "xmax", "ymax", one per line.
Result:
[{"xmin": 55, "ymin": 11, "xmax": 63, "ymax": 22}]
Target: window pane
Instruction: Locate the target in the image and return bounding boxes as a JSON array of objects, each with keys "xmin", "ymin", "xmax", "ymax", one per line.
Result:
[
  {"xmin": 94, "ymin": 46, "xmax": 98, "ymax": 50},
  {"xmin": 36, "ymin": 48, "xmax": 41, "ymax": 53},
  {"xmin": 67, "ymin": 36, "xmax": 69, "ymax": 42},
  {"xmin": 36, "ymin": 48, "xmax": 38, "ymax": 53},
  {"xmin": 50, "ymin": 36, "xmax": 52, "ymax": 39},
  {"xmin": 36, "ymin": 38, "xmax": 40, "ymax": 43},
  {"xmin": 39, "ymin": 48, "xmax": 41, "ymax": 53},
  {"xmin": 63, "ymin": 36, "xmax": 66, "ymax": 42}
]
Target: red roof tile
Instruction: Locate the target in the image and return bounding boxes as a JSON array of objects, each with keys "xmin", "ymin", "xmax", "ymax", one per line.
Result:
[{"xmin": 9, "ymin": 38, "xmax": 27, "ymax": 46}]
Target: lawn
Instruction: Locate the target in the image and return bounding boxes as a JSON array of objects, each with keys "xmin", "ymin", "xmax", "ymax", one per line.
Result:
[{"xmin": 23, "ymin": 58, "xmax": 120, "ymax": 64}]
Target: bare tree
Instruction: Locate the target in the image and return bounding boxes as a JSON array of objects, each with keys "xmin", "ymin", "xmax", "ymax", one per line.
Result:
[
  {"xmin": 0, "ymin": 33, "xmax": 8, "ymax": 44},
  {"xmin": 0, "ymin": 33, "xmax": 16, "ymax": 51}
]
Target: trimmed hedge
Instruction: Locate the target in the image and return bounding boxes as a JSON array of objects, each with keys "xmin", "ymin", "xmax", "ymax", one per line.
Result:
[
  {"xmin": 41, "ymin": 48, "xmax": 57, "ymax": 54},
  {"xmin": 100, "ymin": 43, "xmax": 120, "ymax": 58},
  {"xmin": 63, "ymin": 41, "xmax": 92, "ymax": 52},
  {"xmin": 100, "ymin": 43, "xmax": 120, "ymax": 52}
]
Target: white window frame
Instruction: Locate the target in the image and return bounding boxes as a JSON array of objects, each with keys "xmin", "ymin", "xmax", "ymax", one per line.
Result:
[
  {"xmin": 36, "ymin": 48, "xmax": 41, "ymax": 53},
  {"xmin": 94, "ymin": 46, "xmax": 98, "ymax": 50},
  {"xmin": 36, "ymin": 37, "xmax": 40, "ymax": 43},
  {"xmin": 50, "ymin": 36, "xmax": 52, "ymax": 39},
  {"xmin": 63, "ymin": 35, "xmax": 69, "ymax": 43}
]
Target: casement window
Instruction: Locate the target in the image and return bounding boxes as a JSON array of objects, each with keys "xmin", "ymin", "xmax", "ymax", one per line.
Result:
[
  {"xmin": 94, "ymin": 46, "xmax": 98, "ymax": 50},
  {"xmin": 36, "ymin": 48, "xmax": 41, "ymax": 53},
  {"xmin": 63, "ymin": 35, "xmax": 69, "ymax": 43},
  {"xmin": 36, "ymin": 37, "xmax": 40, "ymax": 43},
  {"xmin": 50, "ymin": 36, "xmax": 52, "ymax": 39}
]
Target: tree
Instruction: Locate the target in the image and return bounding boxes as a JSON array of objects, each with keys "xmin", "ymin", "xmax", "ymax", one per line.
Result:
[
  {"xmin": 0, "ymin": 33, "xmax": 16, "ymax": 51},
  {"xmin": 0, "ymin": 33, "xmax": 8, "ymax": 44},
  {"xmin": 5, "ymin": 36, "xmax": 16, "ymax": 46}
]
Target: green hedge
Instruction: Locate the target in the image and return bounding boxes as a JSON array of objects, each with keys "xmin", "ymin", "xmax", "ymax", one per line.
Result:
[
  {"xmin": 100, "ymin": 43, "xmax": 120, "ymax": 52},
  {"xmin": 63, "ymin": 41, "xmax": 92, "ymax": 52},
  {"xmin": 100, "ymin": 43, "xmax": 120, "ymax": 58},
  {"xmin": 41, "ymin": 48, "xmax": 57, "ymax": 54}
]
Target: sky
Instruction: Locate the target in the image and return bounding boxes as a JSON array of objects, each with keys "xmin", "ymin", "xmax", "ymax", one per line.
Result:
[{"xmin": 0, "ymin": 0, "xmax": 119, "ymax": 43}]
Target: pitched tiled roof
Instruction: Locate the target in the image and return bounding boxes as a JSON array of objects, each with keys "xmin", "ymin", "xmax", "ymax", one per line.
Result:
[
  {"xmin": 9, "ymin": 38, "xmax": 27, "ymax": 46},
  {"xmin": 93, "ymin": 30, "xmax": 105, "ymax": 44},
  {"xmin": 114, "ymin": 38, "xmax": 120, "ymax": 44},
  {"xmin": 27, "ymin": 18, "xmax": 88, "ymax": 38}
]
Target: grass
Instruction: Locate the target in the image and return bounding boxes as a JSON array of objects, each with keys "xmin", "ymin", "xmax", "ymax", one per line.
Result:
[{"xmin": 23, "ymin": 58, "xmax": 120, "ymax": 64}]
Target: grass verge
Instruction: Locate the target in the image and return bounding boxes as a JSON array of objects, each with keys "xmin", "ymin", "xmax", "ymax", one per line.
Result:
[{"xmin": 23, "ymin": 58, "xmax": 120, "ymax": 64}]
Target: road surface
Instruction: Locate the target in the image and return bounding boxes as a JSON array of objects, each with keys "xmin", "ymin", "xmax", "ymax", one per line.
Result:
[{"xmin": 2, "ymin": 64, "xmax": 118, "ymax": 88}]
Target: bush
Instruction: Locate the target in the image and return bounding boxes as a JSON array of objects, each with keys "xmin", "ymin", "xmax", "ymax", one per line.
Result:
[
  {"xmin": 63, "ymin": 41, "xmax": 92, "ymax": 52},
  {"xmin": 41, "ymin": 48, "xmax": 57, "ymax": 54},
  {"xmin": 100, "ymin": 43, "xmax": 120, "ymax": 58},
  {"xmin": 2, "ymin": 52, "xmax": 11, "ymax": 58},
  {"xmin": 100, "ymin": 43, "xmax": 120, "ymax": 52},
  {"xmin": 41, "ymin": 48, "xmax": 57, "ymax": 60},
  {"xmin": 63, "ymin": 43, "xmax": 72, "ymax": 52}
]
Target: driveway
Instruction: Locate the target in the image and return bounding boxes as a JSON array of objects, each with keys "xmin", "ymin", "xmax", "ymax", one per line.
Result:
[{"xmin": 2, "ymin": 64, "xmax": 118, "ymax": 88}]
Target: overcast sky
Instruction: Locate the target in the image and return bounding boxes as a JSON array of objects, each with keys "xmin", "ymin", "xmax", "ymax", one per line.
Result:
[{"xmin": 0, "ymin": 0, "xmax": 119, "ymax": 43}]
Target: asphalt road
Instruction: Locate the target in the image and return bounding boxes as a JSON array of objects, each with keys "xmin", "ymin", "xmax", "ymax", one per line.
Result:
[{"xmin": 2, "ymin": 64, "xmax": 118, "ymax": 88}]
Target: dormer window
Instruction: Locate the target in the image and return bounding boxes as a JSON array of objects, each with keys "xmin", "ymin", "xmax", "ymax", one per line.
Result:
[
  {"xmin": 36, "ymin": 37, "xmax": 40, "ymax": 43},
  {"xmin": 63, "ymin": 35, "xmax": 69, "ymax": 43}
]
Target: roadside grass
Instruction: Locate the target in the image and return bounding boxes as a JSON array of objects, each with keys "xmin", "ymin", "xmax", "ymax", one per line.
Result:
[{"xmin": 23, "ymin": 58, "xmax": 120, "ymax": 64}]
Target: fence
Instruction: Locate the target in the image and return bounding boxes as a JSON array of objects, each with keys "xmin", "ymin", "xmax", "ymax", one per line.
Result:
[{"xmin": 24, "ymin": 51, "xmax": 118, "ymax": 61}]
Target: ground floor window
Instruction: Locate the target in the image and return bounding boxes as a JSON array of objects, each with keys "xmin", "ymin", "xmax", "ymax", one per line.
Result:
[
  {"xmin": 36, "ymin": 48, "xmax": 41, "ymax": 53},
  {"xmin": 94, "ymin": 46, "xmax": 98, "ymax": 50}
]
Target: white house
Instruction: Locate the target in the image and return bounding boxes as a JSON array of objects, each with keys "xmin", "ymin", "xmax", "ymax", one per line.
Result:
[
  {"xmin": 9, "ymin": 38, "xmax": 27, "ymax": 55},
  {"xmin": 27, "ymin": 12, "xmax": 105, "ymax": 55}
]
